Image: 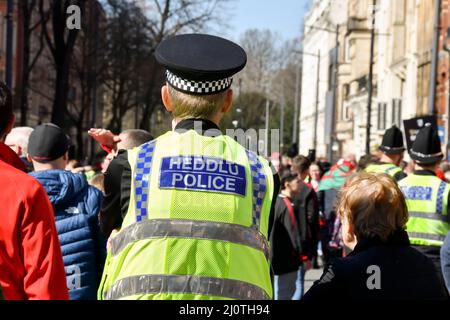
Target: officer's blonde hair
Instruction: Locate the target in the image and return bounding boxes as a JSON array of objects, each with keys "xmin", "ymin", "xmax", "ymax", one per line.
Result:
[
  {"xmin": 337, "ymin": 172, "xmax": 408, "ymax": 242},
  {"xmin": 168, "ymin": 85, "xmax": 227, "ymax": 120}
]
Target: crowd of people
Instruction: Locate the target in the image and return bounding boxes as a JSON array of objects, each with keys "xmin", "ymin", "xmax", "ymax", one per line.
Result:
[
  {"xmin": 0, "ymin": 91, "xmax": 154, "ymax": 299},
  {"xmin": 0, "ymin": 33, "xmax": 449, "ymax": 301},
  {"xmin": 269, "ymin": 124, "xmax": 450, "ymax": 300}
]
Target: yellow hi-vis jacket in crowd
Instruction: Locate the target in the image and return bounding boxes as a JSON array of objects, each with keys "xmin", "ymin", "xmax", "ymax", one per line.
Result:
[
  {"xmin": 365, "ymin": 163, "xmax": 403, "ymax": 178},
  {"xmin": 98, "ymin": 129, "xmax": 274, "ymax": 300},
  {"xmin": 399, "ymin": 174, "xmax": 450, "ymax": 247}
]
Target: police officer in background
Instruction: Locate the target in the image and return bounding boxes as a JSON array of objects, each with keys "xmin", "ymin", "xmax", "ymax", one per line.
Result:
[
  {"xmin": 98, "ymin": 34, "xmax": 279, "ymax": 300},
  {"xmin": 399, "ymin": 124, "xmax": 450, "ymax": 277},
  {"xmin": 365, "ymin": 125, "xmax": 407, "ymax": 182}
]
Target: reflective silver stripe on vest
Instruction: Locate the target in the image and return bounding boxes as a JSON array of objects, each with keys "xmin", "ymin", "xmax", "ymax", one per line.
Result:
[
  {"xmin": 408, "ymin": 211, "xmax": 450, "ymax": 223},
  {"xmin": 407, "ymin": 232, "xmax": 446, "ymax": 242},
  {"xmin": 111, "ymin": 219, "xmax": 270, "ymax": 260},
  {"xmin": 104, "ymin": 274, "xmax": 270, "ymax": 300}
]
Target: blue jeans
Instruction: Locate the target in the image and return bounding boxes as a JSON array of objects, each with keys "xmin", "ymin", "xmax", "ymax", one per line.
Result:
[
  {"xmin": 274, "ymin": 265, "xmax": 305, "ymax": 300},
  {"xmin": 293, "ymin": 265, "xmax": 305, "ymax": 300}
]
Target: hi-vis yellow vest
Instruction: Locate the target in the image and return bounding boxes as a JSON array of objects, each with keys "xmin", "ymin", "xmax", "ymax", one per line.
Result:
[
  {"xmin": 365, "ymin": 163, "xmax": 403, "ymax": 178},
  {"xmin": 98, "ymin": 130, "xmax": 274, "ymax": 300},
  {"xmin": 399, "ymin": 174, "xmax": 450, "ymax": 247}
]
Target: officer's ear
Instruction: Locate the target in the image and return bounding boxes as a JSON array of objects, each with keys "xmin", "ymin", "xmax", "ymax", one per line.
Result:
[
  {"xmin": 221, "ymin": 89, "xmax": 233, "ymax": 114},
  {"xmin": 161, "ymin": 85, "xmax": 173, "ymax": 113}
]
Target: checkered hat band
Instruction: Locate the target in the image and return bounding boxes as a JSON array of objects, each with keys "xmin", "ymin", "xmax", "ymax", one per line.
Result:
[{"xmin": 166, "ymin": 70, "xmax": 233, "ymax": 94}]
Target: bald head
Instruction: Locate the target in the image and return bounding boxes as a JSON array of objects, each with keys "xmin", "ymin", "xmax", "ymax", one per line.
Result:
[{"xmin": 5, "ymin": 127, "xmax": 34, "ymax": 157}]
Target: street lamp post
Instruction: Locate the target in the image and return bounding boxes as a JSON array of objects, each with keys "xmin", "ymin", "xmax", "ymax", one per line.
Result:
[
  {"xmin": 366, "ymin": 0, "xmax": 377, "ymax": 155},
  {"xmin": 265, "ymin": 98, "xmax": 270, "ymax": 157},
  {"xmin": 280, "ymin": 78, "xmax": 285, "ymax": 149},
  {"xmin": 293, "ymin": 61, "xmax": 301, "ymax": 145}
]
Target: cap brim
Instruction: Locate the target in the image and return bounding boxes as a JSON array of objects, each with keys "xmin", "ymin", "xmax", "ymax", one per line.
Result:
[
  {"xmin": 30, "ymin": 155, "xmax": 59, "ymax": 163},
  {"xmin": 30, "ymin": 143, "xmax": 71, "ymax": 164}
]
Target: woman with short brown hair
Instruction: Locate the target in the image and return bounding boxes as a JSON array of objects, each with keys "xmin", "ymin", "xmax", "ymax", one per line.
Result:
[
  {"xmin": 337, "ymin": 173, "xmax": 408, "ymax": 248},
  {"xmin": 303, "ymin": 173, "xmax": 448, "ymax": 300}
]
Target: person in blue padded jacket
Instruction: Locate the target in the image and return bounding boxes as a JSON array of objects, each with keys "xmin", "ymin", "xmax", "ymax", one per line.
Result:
[{"xmin": 28, "ymin": 123, "xmax": 106, "ymax": 300}]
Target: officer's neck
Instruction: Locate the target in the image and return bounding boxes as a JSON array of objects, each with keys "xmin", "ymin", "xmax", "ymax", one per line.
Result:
[
  {"xmin": 414, "ymin": 163, "xmax": 437, "ymax": 173},
  {"xmin": 380, "ymin": 153, "xmax": 400, "ymax": 166},
  {"xmin": 172, "ymin": 118, "xmax": 180, "ymax": 130},
  {"xmin": 172, "ymin": 117, "xmax": 221, "ymax": 130}
]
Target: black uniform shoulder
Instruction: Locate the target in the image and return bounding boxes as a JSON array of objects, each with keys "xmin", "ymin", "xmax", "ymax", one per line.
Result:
[
  {"xmin": 393, "ymin": 170, "xmax": 407, "ymax": 182},
  {"xmin": 104, "ymin": 150, "xmax": 128, "ymax": 188},
  {"xmin": 111, "ymin": 149, "xmax": 129, "ymax": 167}
]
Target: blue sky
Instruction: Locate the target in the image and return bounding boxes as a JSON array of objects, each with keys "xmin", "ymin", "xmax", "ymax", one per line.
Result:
[{"xmin": 221, "ymin": 0, "xmax": 310, "ymax": 43}]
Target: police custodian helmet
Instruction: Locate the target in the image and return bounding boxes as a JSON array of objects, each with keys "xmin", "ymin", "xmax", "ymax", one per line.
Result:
[
  {"xmin": 155, "ymin": 34, "xmax": 247, "ymax": 95},
  {"xmin": 410, "ymin": 124, "xmax": 443, "ymax": 164},
  {"xmin": 379, "ymin": 125, "xmax": 405, "ymax": 155}
]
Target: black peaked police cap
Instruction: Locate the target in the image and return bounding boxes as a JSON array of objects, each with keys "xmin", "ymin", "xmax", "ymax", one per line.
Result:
[
  {"xmin": 410, "ymin": 124, "xmax": 443, "ymax": 164},
  {"xmin": 379, "ymin": 125, "xmax": 405, "ymax": 154},
  {"xmin": 155, "ymin": 34, "xmax": 247, "ymax": 95},
  {"xmin": 28, "ymin": 123, "xmax": 71, "ymax": 163}
]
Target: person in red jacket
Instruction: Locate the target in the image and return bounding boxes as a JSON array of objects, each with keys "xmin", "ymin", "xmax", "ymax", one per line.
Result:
[{"xmin": 0, "ymin": 82, "xmax": 68, "ymax": 300}]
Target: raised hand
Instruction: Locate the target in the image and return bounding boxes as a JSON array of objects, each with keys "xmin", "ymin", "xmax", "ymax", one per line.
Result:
[{"xmin": 88, "ymin": 128, "xmax": 121, "ymax": 149}]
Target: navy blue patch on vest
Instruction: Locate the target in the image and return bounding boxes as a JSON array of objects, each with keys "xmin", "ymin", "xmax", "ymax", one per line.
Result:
[
  {"xmin": 159, "ymin": 156, "xmax": 247, "ymax": 196},
  {"xmin": 401, "ymin": 186, "xmax": 433, "ymax": 201}
]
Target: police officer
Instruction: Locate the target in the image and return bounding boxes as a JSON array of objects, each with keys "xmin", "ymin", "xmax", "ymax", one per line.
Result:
[
  {"xmin": 399, "ymin": 124, "xmax": 450, "ymax": 275},
  {"xmin": 365, "ymin": 125, "xmax": 407, "ymax": 182},
  {"xmin": 98, "ymin": 34, "xmax": 279, "ymax": 300}
]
